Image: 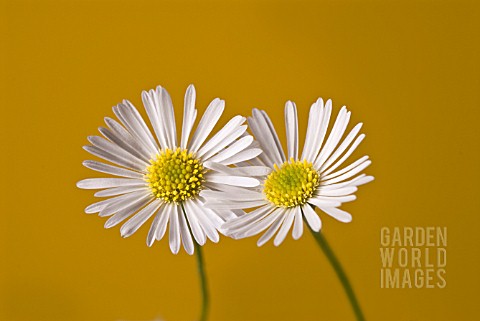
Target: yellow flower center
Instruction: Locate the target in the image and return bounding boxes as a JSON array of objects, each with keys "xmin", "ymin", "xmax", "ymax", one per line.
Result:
[
  {"xmin": 263, "ymin": 159, "xmax": 320, "ymax": 208},
  {"xmin": 145, "ymin": 148, "xmax": 205, "ymax": 203}
]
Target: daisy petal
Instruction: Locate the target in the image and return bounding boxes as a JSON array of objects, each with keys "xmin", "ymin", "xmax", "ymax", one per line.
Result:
[
  {"xmin": 120, "ymin": 199, "xmax": 162, "ymax": 238},
  {"xmin": 83, "ymin": 145, "xmax": 145, "ymax": 171},
  {"xmin": 189, "ymin": 98, "xmax": 225, "ymax": 153},
  {"xmin": 302, "ymin": 204, "xmax": 322, "ymax": 232},
  {"xmin": 146, "ymin": 203, "xmax": 167, "ymax": 247},
  {"xmin": 320, "ymin": 207, "xmax": 352, "ymax": 223},
  {"xmin": 257, "ymin": 209, "xmax": 287, "ymax": 246},
  {"xmin": 321, "ymin": 135, "xmax": 366, "ymax": 177},
  {"xmin": 178, "ymin": 207, "xmax": 195, "ymax": 255},
  {"xmin": 206, "ymin": 174, "xmax": 260, "ymax": 187},
  {"xmin": 169, "ymin": 205, "xmax": 181, "ymax": 254},
  {"xmin": 292, "ymin": 208, "xmax": 303, "ymax": 240},
  {"xmin": 155, "ymin": 204, "xmax": 171, "ymax": 241},
  {"xmin": 181, "ymin": 85, "xmax": 197, "ymax": 149},
  {"xmin": 274, "ymin": 209, "xmax": 295, "ymax": 246},
  {"xmin": 302, "ymin": 99, "xmax": 323, "ymax": 162},
  {"xmin": 114, "ymin": 101, "xmax": 159, "ymax": 154},
  {"xmin": 219, "ymin": 148, "xmax": 263, "ymax": 166},
  {"xmin": 242, "ymin": 207, "xmax": 284, "ymax": 238},
  {"xmin": 314, "ymin": 107, "xmax": 351, "ymax": 169},
  {"xmin": 203, "ymin": 161, "xmax": 271, "ymax": 177},
  {"xmin": 98, "ymin": 193, "xmax": 151, "ymax": 219},
  {"xmin": 319, "ymin": 123, "xmax": 363, "ymax": 172},
  {"xmin": 159, "ymin": 86, "xmax": 178, "ymax": 148},
  {"xmin": 322, "ymin": 160, "xmax": 372, "ymax": 185},
  {"xmin": 320, "ymin": 186, "xmax": 358, "ymax": 196},
  {"xmin": 197, "ymin": 116, "xmax": 245, "ymax": 158},
  {"xmin": 94, "ymin": 185, "xmax": 148, "ymax": 197},
  {"xmin": 104, "ymin": 196, "xmax": 152, "ymax": 228},
  {"xmin": 142, "ymin": 89, "xmax": 168, "ymax": 149},
  {"xmin": 308, "ymin": 197, "xmax": 342, "ymax": 208},
  {"xmin": 285, "ymin": 101, "xmax": 298, "ymax": 160},
  {"xmin": 183, "ymin": 200, "xmax": 207, "ymax": 245},
  {"xmin": 77, "ymin": 178, "xmax": 145, "ymax": 189},
  {"xmin": 208, "ymin": 136, "xmax": 253, "ymax": 163},
  {"xmin": 82, "ymin": 160, "xmax": 143, "ymax": 179}
]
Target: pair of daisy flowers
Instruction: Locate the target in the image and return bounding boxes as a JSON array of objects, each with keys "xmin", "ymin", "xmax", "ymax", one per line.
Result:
[{"xmin": 77, "ymin": 84, "xmax": 373, "ymax": 255}]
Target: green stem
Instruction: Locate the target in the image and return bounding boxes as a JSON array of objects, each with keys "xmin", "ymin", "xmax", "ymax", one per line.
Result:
[
  {"xmin": 181, "ymin": 204, "xmax": 209, "ymax": 321},
  {"xmin": 194, "ymin": 240, "xmax": 209, "ymax": 321},
  {"xmin": 305, "ymin": 214, "xmax": 365, "ymax": 321}
]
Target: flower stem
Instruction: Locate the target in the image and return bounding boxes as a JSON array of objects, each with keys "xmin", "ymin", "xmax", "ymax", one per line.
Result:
[
  {"xmin": 194, "ymin": 240, "xmax": 209, "ymax": 321},
  {"xmin": 307, "ymin": 223, "xmax": 366, "ymax": 321},
  {"xmin": 180, "ymin": 203, "xmax": 209, "ymax": 321}
]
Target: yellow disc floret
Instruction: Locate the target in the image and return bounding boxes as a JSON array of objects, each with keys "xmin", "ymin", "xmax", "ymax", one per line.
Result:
[
  {"xmin": 145, "ymin": 148, "xmax": 205, "ymax": 203},
  {"xmin": 263, "ymin": 158, "xmax": 320, "ymax": 208}
]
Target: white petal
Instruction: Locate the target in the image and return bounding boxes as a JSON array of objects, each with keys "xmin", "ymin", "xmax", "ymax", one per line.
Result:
[
  {"xmin": 302, "ymin": 204, "xmax": 322, "ymax": 232},
  {"xmin": 94, "ymin": 185, "xmax": 148, "ymax": 197},
  {"xmin": 208, "ymin": 136, "xmax": 253, "ymax": 163},
  {"xmin": 322, "ymin": 160, "xmax": 372, "ymax": 185},
  {"xmin": 292, "ymin": 208, "xmax": 303, "ymax": 240},
  {"xmin": 301, "ymin": 99, "xmax": 323, "ymax": 162},
  {"xmin": 169, "ymin": 205, "xmax": 181, "ymax": 254},
  {"xmin": 83, "ymin": 160, "xmax": 143, "ymax": 179},
  {"xmin": 104, "ymin": 196, "xmax": 152, "ymax": 228},
  {"xmin": 142, "ymin": 89, "xmax": 168, "ymax": 149},
  {"xmin": 319, "ymin": 174, "xmax": 367, "ymax": 191},
  {"xmin": 181, "ymin": 84, "xmax": 197, "ymax": 149},
  {"xmin": 203, "ymin": 199, "xmax": 268, "ymax": 210},
  {"xmin": 219, "ymin": 148, "xmax": 263, "ymax": 166},
  {"xmin": 285, "ymin": 101, "xmax": 298, "ymax": 160},
  {"xmin": 191, "ymin": 200, "xmax": 220, "ymax": 243},
  {"xmin": 178, "ymin": 206, "xmax": 194, "ymax": 255},
  {"xmin": 159, "ymin": 86, "xmax": 178, "ymax": 148},
  {"xmin": 241, "ymin": 207, "xmax": 284, "ymax": 238},
  {"xmin": 308, "ymin": 197, "xmax": 342, "ymax": 208},
  {"xmin": 99, "ymin": 191, "xmax": 151, "ymax": 217},
  {"xmin": 77, "ymin": 178, "xmax": 145, "ymax": 189},
  {"xmin": 313, "ymin": 195, "xmax": 356, "ymax": 203},
  {"xmin": 189, "ymin": 99, "xmax": 225, "ymax": 152},
  {"xmin": 83, "ymin": 145, "xmax": 145, "ymax": 172},
  {"xmin": 183, "ymin": 200, "xmax": 206, "ymax": 245},
  {"xmin": 203, "ymin": 161, "xmax": 271, "ymax": 177},
  {"xmin": 274, "ymin": 209, "xmax": 295, "ymax": 246},
  {"xmin": 104, "ymin": 117, "xmax": 153, "ymax": 160},
  {"xmin": 307, "ymin": 99, "xmax": 332, "ymax": 163},
  {"xmin": 320, "ymin": 207, "xmax": 352, "ymax": 223},
  {"xmin": 146, "ymin": 203, "xmax": 167, "ymax": 247},
  {"xmin": 319, "ymin": 123, "xmax": 363, "ymax": 172},
  {"xmin": 85, "ymin": 190, "xmax": 147, "ymax": 214},
  {"xmin": 155, "ymin": 204, "xmax": 172, "ymax": 240},
  {"xmin": 314, "ymin": 107, "xmax": 350, "ymax": 169},
  {"xmin": 257, "ymin": 210, "xmax": 287, "ymax": 246},
  {"xmin": 222, "ymin": 204, "xmax": 273, "ymax": 230},
  {"xmin": 321, "ymin": 135, "xmax": 366, "ymax": 177},
  {"xmin": 200, "ymin": 189, "xmax": 264, "ymax": 202},
  {"xmin": 248, "ymin": 109, "xmax": 285, "ymax": 166},
  {"xmin": 120, "ymin": 199, "xmax": 162, "ymax": 237},
  {"xmin": 197, "ymin": 116, "xmax": 245, "ymax": 158},
  {"xmin": 322, "ymin": 156, "xmax": 369, "ymax": 181},
  {"xmin": 114, "ymin": 101, "xmax": 159, "ymax": 154},
  {"xmin": 320, "ymin": 186, "xmax": 358, "ymax": 196},
  {"xmin": 206, "ymin": 174, "xmax": 260, "ymax": 187}
]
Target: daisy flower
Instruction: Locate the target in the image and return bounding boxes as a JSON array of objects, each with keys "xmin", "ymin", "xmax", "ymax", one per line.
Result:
[
  {"xmin": 77, "ymin": 85, "xmax": 264, "ymax": 255},
  {"xmin": 219, "ymin": 98, "xmax": 374, "ymax": 246}
]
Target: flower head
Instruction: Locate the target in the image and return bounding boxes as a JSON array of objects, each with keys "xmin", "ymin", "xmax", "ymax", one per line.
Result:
[
  {"xmin": 218, "ymin": 99, "xmax": 374, "ymax": 246},
  {"xmin": 77, "ymin": 85, "xmax": 264, "ymax": 254}
]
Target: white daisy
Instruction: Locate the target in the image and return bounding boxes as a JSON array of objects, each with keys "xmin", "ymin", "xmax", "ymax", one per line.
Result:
[
  {"xmin": 77, "ymin": 85, "xmax": 265, "ymax": 254},
  {"xmin": 217, "ymin": 98, "xmax": 374, "ymax": 246}
]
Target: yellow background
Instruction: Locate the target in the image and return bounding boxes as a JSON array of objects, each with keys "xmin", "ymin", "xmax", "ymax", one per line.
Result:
[{"xmin": 1, "ymin": 0, "xmax": 479, "ymax": 320}]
